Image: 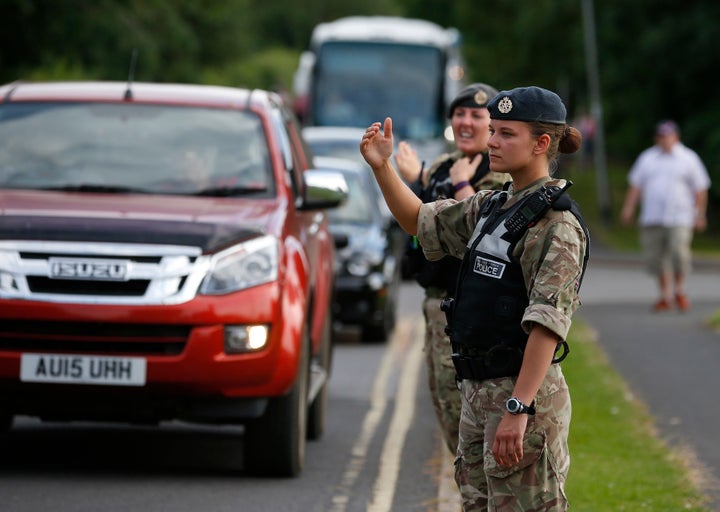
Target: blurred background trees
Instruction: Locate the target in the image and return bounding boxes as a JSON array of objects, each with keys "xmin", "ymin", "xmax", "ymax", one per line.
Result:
[{"xmin": 1, "ymin": 0, "xmax": 718, "ymax": 213}]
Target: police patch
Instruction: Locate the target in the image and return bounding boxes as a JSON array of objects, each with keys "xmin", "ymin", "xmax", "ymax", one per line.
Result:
[{"xmin": 473, "ymin": 256, "xmax": 505, "ymax": 279}]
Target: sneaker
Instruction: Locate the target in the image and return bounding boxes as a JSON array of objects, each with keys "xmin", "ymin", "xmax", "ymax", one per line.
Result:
[
  {"xmin": 675, "ymin": 293, "xmax": 691, "ymax": 312},
  {"xmin": 653, "ymin": 298, "xmax": 672, "ymax": 312}
]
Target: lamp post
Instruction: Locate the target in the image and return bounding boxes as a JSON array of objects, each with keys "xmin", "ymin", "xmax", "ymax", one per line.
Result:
[{"xmin": 581, "ymin": 0, "xmax": 612, "ymax": 225}]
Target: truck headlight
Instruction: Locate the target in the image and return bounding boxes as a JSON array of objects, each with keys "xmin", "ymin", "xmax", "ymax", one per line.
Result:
[
  {"xmin": 225, "ymin": 324, "xmax": 269, "ymax": 353},
  {"xmin": 200, "ymin": 235, "xmax": 278, "ymax": 294}
]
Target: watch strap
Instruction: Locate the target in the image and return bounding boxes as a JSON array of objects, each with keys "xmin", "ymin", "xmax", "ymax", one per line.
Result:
[{"xmin": 525, "ymin": 400, "xmax": 536, "ymax": 415}]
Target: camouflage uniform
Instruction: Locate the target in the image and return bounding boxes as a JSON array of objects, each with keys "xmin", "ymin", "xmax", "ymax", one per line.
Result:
[
  {"xmin": 418, "ymin": 176, "xmax": 587, "ymax": 511},
  {"xmin": 420, "ymin": 150, "xmax": 510, "ymax": 455}
]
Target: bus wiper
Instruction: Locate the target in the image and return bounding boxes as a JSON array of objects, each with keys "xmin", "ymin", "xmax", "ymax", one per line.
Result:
[{"xmin": 194, "ymin": 186, "xmax": 268, "ymax": 197}]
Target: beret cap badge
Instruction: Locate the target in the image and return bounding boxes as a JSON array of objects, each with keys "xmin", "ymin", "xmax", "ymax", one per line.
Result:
[
  {"xmin": 498, "ymin": 96, "xmax": 513, "ymax": 114},
  {"xmin": 473, "ymin": 90, "xmax": 488, "ymax": 105}
]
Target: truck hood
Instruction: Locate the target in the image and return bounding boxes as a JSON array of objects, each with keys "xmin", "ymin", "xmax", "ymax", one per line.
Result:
[{"xmin": 0, "ymin": 190, "xmax": 284, "ymax": 253}]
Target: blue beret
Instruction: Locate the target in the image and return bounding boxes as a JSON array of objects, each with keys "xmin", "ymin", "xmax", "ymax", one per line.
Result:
[
  {"xmin": 487, "ymin": 86, "xmax": 567, "ymax": 125},
  {"xmin": 447, "ymin": 83, "xmax": 499, "ymax": 118}
]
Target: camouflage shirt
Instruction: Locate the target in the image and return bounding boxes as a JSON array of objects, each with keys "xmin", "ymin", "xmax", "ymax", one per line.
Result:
[{"xmin": 417, "ymin": 176, "xmax": 587, "ymax": 340}]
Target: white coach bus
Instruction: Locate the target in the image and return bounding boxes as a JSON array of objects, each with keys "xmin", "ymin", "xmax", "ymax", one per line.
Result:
[{"xmin": 292, "ymin": 16, "xmax": 466, "ymax": 158}]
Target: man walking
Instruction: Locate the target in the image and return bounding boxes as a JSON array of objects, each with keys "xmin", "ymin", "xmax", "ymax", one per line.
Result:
[{"xmin": 620, "ymin": 120, "xmax": 711, "ymax": 312}]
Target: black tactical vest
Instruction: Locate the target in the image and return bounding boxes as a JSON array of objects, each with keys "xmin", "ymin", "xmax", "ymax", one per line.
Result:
[{"xmin": 444, "ymin": 182, "xmax": 589, "ymax": 381}]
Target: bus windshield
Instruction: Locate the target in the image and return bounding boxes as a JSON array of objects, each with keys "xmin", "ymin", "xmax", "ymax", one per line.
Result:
[{"xmin": 311, "ymin": 42, "xmax": 445, "ymax": 140}]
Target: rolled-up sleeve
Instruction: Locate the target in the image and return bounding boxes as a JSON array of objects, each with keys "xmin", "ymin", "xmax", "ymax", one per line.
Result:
[
  {"xmin": 416, "ymin": 202, "xmax": 448, "ymax": 261},
  {"xmin": 520, "ymin": 210, "xmax": 587, "ymax": 340}
]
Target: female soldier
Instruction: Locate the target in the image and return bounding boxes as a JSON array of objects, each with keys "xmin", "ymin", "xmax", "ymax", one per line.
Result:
[
  {"xmin": 360, "ymin": 86, "xmax": 589, "ymax": 511},
  {"xmin": 395, "ymin": 83, "xmax": 511, "ymax": 456}
]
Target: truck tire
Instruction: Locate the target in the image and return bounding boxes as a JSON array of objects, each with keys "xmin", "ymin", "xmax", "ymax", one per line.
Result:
[
  {"xmin": 244, "ymin": 330, "xmax": 309, "ymax": 477},
  {"xmin": 307, "ymin": 314, "xmax": 331, "ymax": 440},
  {"xmin": 0, "ymin": 412, "xmax": 11, "ymax": 433}
]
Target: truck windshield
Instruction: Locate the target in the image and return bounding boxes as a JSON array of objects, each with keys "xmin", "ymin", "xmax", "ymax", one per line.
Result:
[
  {"xmin": 0, "ymin": 102, "xmax": 274, "ymax": 197},
  {"xmin": 312, "ymin": 42, "xmax": 444, "ymax": 140}
]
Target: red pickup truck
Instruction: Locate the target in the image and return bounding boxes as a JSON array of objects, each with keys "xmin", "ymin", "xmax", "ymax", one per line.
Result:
[{"xmin": 0, "ymin": 81, "xmax": 347, "ymax": 477}]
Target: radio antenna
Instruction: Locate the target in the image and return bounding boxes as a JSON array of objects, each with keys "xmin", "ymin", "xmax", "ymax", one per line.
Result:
[{"xmin": 124, "ymin": 48, "xmax": 138, "ymax": 100}]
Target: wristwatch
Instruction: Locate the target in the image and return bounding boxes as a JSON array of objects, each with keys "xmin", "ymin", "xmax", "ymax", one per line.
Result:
[{"xmin": 505, "ymin": 397, "xmax": 536, "ymax": 415}]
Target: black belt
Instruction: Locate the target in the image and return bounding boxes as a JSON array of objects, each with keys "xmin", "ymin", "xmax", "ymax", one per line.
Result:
[
  {"xmin": 451, "ymin": 344, "xmax": 523, "ymax": 381},
  {"xmin": 456, "ymin": 346, "xmax": 487, "ymax": 358}
]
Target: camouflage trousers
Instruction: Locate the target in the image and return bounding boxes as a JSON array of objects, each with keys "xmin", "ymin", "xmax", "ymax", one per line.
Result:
[
  {"xmin": 422, "ymin": 295, "xmax": 461, "ymax": 455},
  {"xmin": 455, "ymin": 364, "xmax": 571, "ymax": 511}
]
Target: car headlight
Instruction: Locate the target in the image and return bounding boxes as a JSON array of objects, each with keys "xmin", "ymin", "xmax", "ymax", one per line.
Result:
[
  {"xmin": 200, "ymin": 235, "xmax": 278, "ymax": 294},
  {"xmin": 346, "ymin": 250, "xmax": 383, "ymax": 277},
  {"xmin": 347, "ymin": 257, "xmax": 370, "ymax": 276}
]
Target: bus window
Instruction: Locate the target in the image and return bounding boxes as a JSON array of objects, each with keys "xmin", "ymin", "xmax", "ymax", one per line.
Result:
[
  {"xmin": 313, "ymin": 42, "xmax": 444, "ymax": 140},
  {"xmin": 293, "ymin": 16, "xmax": 466, "ymax": 160}
]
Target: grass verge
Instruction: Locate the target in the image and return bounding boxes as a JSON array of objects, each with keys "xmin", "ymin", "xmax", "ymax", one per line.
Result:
[{"xmin": 563, "ymin": 321, "xmax": 713, "ymax": 511}]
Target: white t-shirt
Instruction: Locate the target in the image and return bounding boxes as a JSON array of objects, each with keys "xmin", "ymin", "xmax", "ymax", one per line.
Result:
[{"xmin": 628, "ymin": 142, "xmax": 711, "ymax": 227}]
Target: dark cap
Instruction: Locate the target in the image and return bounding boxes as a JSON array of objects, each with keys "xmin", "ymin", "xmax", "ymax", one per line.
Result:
[
  {"xmin": 447, "ymin": 82, "xmax": 499, "ymax": 118},
  {"xmin": 487, "ymin": 86, "xmax": 567, "ymax": 125},
  {"xmin": 656, "ymin": 120, "xmax": 679, "ymax": 136}
]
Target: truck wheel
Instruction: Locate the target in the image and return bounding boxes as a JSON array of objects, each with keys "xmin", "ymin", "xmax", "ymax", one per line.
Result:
[
  {"xmin": 307, "ymin": 314, "xmax": 331, "ymax": 440},
  {"xmin": 244, "ymin": 331, "xmax": 309, "ymax": 477},
  {"xmin": 0, "ymin": 413, "xmax": 12, "ymax": 433}
]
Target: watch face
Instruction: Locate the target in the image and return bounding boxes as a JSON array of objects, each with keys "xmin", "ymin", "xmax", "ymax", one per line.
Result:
[{"xmin": 506, "ymin": 398, "xmax": 521, "ymax": 413}]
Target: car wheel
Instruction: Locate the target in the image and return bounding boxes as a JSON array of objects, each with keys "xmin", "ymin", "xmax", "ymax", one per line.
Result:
[
  {"xmin": 361, "ymin": 299, "xmax": 396, "ymax": 342},
  {"xmin": 362, "ymin": 271, "xmax": 399, "ymax": 342},
  {"xmin": 244, "ymin": 330, "xmax": 309, "ymax": 477},
  {"xmin": 307, "ymin": 313, "xmax": 332, "ymax": 440}
]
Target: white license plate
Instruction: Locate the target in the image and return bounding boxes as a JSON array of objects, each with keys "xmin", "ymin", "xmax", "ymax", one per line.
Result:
[{"xmin": 20, "ymin": 353, "xmax": 146, "ymax": 386}]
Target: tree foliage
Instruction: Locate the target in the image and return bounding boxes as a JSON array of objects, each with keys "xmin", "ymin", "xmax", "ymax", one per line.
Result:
[{"xmin": 0, "ymin": 0, "xmax": 717, "ymax": 200}]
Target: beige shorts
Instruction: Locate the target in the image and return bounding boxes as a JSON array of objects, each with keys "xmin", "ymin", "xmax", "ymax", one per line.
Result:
[{"xmin": 640, "ymin": 225, "xmax": 693, "ymax": 276}]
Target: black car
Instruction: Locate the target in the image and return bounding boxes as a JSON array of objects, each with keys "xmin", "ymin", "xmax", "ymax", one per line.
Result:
[{"xmin": 312, "ymin": 156, "xmax": 404, "ymax": 342}]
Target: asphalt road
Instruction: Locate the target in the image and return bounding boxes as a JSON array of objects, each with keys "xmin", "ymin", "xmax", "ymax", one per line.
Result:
[
  {"xmin": 1, "ymin": 249, "xmax": 717, "ymax": 511},
  {"xmin": 577, "ymin": 249, "xmax": 720, "ymax": 510}
]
